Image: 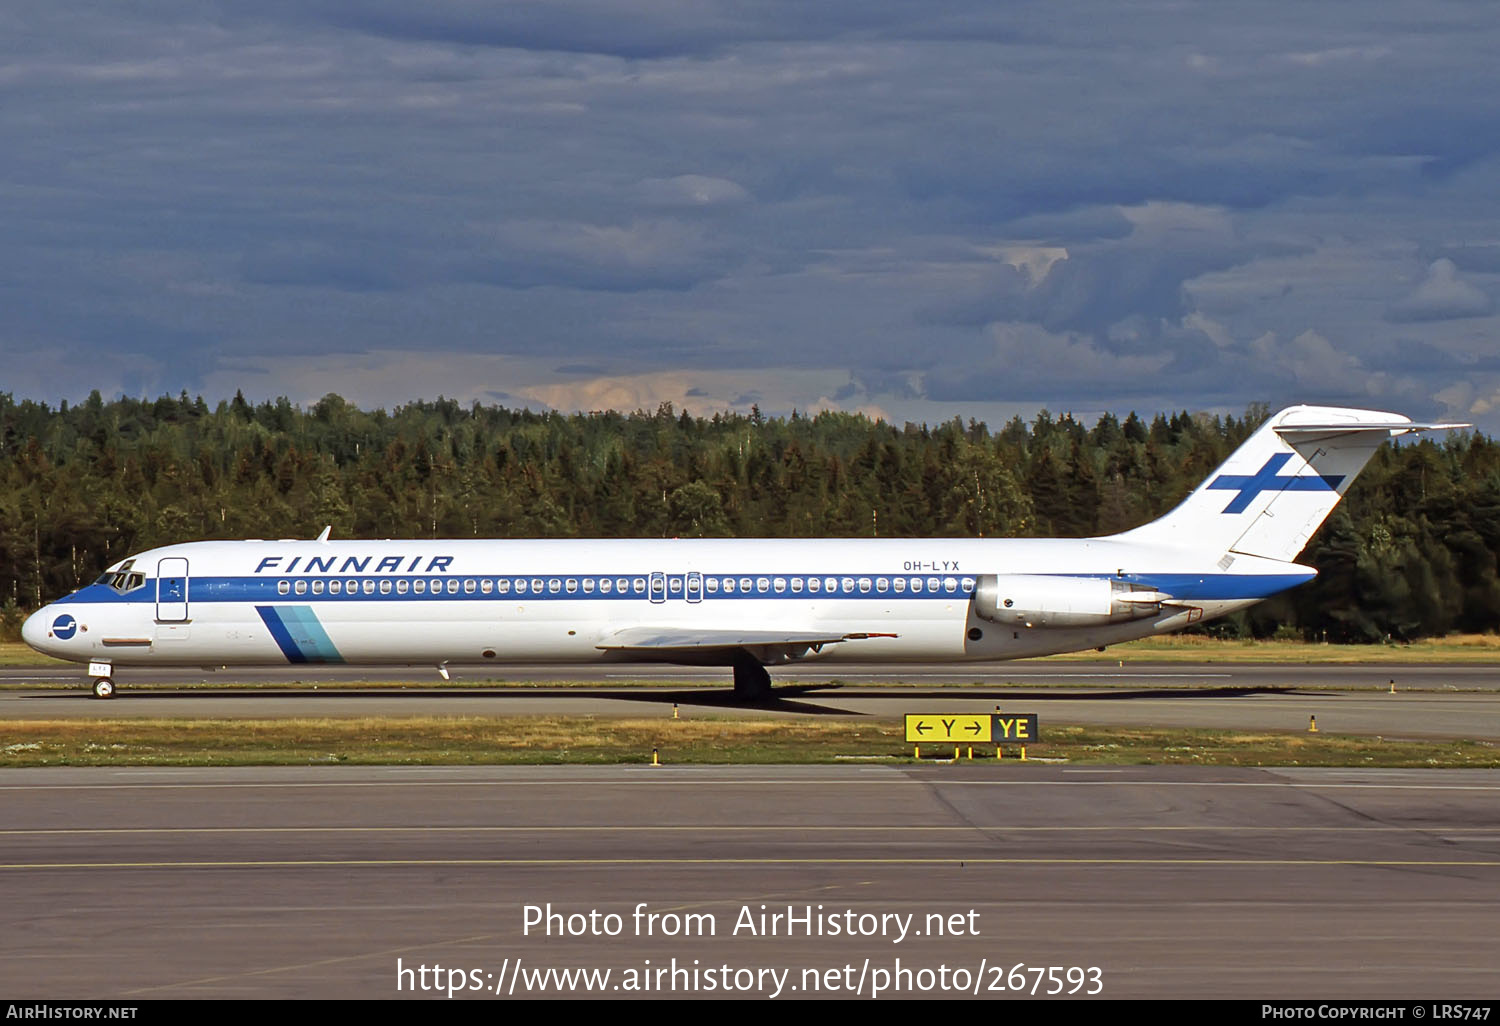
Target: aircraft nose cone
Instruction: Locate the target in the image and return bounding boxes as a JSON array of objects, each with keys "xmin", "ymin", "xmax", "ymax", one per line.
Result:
[{"xmin": 22, "ymin": 606, "xmax": 60, "ymax": 653}]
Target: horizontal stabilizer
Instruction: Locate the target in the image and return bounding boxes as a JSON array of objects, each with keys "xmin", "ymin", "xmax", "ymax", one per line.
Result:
[{"xmin": 1274, "ymin": 421, "xmax": 1468, "ymax": 439}]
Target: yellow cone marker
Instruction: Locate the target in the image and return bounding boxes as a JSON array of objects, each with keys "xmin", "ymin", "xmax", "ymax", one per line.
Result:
[
  {"xmin": 652, "ymin": 747, "xmax": 659, "ymax": 766},
  {"xmin": 1308, "ymin": 716, "xmax": 1319, "ymax": 733}
]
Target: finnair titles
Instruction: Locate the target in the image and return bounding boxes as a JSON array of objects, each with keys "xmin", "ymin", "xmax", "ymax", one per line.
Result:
[{"xmin": 22, "ymin": 406, "xmax": 1464, "ymax": 699}]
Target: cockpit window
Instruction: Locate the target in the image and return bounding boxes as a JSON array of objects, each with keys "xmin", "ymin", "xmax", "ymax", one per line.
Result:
[{"xmin": 95, "ymin": 571, "xmax": 147, "ymax": 594}]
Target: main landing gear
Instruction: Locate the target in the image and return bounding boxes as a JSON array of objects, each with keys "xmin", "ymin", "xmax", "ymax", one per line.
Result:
[{"xmin": 732, "ymin": 653, "xmax": 773, "ymax": 702}]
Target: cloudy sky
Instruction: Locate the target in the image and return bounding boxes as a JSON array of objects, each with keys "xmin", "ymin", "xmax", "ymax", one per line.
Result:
[{"xmin": 3, "ymin": 2, "xmax": 1499, "ymax": 428}]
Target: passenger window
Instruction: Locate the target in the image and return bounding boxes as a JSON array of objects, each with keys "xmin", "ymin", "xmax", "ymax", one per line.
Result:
[
  {"xmin": 910, "ymin": 577, "xmax": 922, "ymax": 592},
  {"xmin": 841, "ymin": 577, "xmax": 855, "ymax": 592},
  {"xmin": 548, "ymin": 579, "xmax": 561, "ymax": 593},
  {"xmin": 362, "ymin": 580, "xmax": 375, "ymax": 595},
  {"xmin": 807, "ymin": 577, "xmax": 820, "ymax": 593},
  {"xmin": 739, "ymin": 577, "xmax": 752, "ymax": 593},
  {"xmin": 413, "ymin": 579, "xmax": 425, "ymax": 594},
  {"xmin": 464, "ymin": 579, "xmax": 476, "ymax": 593},
  {"xmin": 722, "ymin": 578, "xmax": 735, "ymax": 593},
  {"xmin": 432, "ymin": 578, "xmax": 444, "ymax": 593},
  {"xmin": 791, "ymin": 578, "xmax": 803, "ymax": 593},
  {"xmin": 397, "ymin": 579, "xmax": 410, "ymax": 594},
  {"xmin": 943, "ymin": 576, "xmax": 957, "ymax": 592},
  {"xmin": 927, "ymin": 577, "xmax": 940, "ymax": 592},
  {"xmin": 705, "ymin": 578, "xmax": 718, "ymax": 594},
  {"xmin": 566, "ymin": 579, "xmax": 578, "ymax": 593},
  {"xmin": 531, "ymin": 579, "xmax": 544, "ymax": 594},
  {"xmin": 480, "ymin": 579, "xmax": 492, "ymax": 594},
  {"xmin": 312, "ymin": 580, "xmax": 325, "ymax": 595},
  {"xmin": 277, "ymin": 580, "xmax": 290, "ymax": 595},
  {"xmin": 893, "ymin": 577, "xmax": 905, "ymax": 593},
  {"xmin": 858, "ymin": 577, "xmax": 871, "ymax": 593},
  {"xmin": 599, "ymin": 578, "xmax": 612, "ymax": 594},
  {"xmin": 448, "ymin": 579, "xmax": 460, "ymax": 594},
  {"xmin": 380, "ymin": 579, "xmax": 392, "ymax": 594},
  {"xmin": 876, "ymin": 578, "xmax": 888, "ymax": 592},
  {"xmin": 330, "ymin": 580, "xmax": 342, "ymax": 595},
  {"xmin": 824, "ymin": 577, "xmax": 837, "ymax": 593},
  {"xmin": 961, "ymin": 577, "xmax": 975, "ymax": 593},
  {"xmin": 687, "ymin": 577, "xmax": 700, "ymax": 593},
  {"xmin": 756, "ymin": 577, "xmax": 770, "ymax": 593},
  {"xmin": 497, "ymin": 579, "xmax": 510, "ymax": 594},
  {"xmin": 773, "ymin": 578, "xmax": 786, "ymax": 593},
  {"xmin": 294, "ymin": 580, "xmax": 307, "ymax": 595}
]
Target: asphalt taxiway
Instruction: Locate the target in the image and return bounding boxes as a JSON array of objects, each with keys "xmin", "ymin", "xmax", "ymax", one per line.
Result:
[
  {"xmin": 4, "ymin": 661, "xmax": 1498, "ymax": 739},
  {"xmin": 2, "ymin": 764, "xmax": 1496, "ymax": 999}
]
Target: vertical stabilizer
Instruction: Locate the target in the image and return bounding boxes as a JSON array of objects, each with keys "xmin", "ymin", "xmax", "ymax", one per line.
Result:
[{"xmin": 1111, "ymin": 406, "xmax": 1462, "ymax": 563}]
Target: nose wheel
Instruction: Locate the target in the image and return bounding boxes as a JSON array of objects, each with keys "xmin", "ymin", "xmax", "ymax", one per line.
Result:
[{"xmin": 91, "ymin": 677, "xmax": 116, "ymax": 700}]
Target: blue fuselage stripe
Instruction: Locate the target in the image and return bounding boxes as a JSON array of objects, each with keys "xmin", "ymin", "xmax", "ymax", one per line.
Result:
[
  {"xmin": 56, "ymin": 570, "xmax": 1313, "ymax": 608},
  {"xmin": 256, "ymin": 605, "xmax": 345, "ymax": 664},
  {"xmin": 256, "ymin": 606, "xmax": 306, "ymax": 663}
]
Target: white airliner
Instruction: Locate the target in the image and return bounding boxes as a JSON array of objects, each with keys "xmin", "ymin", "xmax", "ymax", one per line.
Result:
[{"xmin": 22, "ymin": 405, "xmax": 1462, "ymax": 699}]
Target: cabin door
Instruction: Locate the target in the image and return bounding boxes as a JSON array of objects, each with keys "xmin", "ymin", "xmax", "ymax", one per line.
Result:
[{"xmin": 157, "ymin": 557, "xmax": 189, "ymax": 622}]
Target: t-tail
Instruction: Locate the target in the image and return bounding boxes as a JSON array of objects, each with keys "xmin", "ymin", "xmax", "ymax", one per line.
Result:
[{"xmin": 1112, "ymin": 405, "xmax": 1467, "ymax": 563}]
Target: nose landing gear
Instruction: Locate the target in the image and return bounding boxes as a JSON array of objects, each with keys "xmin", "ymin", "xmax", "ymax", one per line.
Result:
[{"xmin": 87, "ymin": 660, "xmax": 116, "ymax": 699}]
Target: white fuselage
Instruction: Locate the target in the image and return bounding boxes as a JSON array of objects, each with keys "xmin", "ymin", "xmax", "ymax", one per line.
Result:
[{"xmin": 22, "ymin": 536, "xmax": 1308, "ymax": 670}]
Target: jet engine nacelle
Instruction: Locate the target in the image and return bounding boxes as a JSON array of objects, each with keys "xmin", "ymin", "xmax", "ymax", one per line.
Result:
[{"xmin": 971, "ymin": 574, "xmax": 1165, "ymax": 628}]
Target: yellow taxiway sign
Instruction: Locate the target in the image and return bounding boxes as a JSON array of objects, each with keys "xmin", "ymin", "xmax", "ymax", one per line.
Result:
[{"xmin": 904, "ymin": 714, "xmax": 991, "ymax": 743}]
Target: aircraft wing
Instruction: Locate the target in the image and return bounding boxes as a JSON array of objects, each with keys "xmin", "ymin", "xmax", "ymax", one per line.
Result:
[{"xmin": 597, "ymin": 627, "xmax": 895, "ymax": 655}]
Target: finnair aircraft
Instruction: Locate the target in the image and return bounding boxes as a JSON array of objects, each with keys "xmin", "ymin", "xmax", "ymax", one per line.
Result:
[{"xmin": 23, "ymin": 405, "xmax": 1461, "ymax": 699}]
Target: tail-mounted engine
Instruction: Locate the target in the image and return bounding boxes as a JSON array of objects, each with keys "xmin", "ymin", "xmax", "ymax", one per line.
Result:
[{"xmin": 971, "ymin": 574, "xmax": 1166, "ymax": 628}]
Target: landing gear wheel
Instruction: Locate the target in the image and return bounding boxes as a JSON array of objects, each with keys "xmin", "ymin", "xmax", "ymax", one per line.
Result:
[{"xmin": 91, "ymin": 677, "xmax": 116, "ymax": 700}]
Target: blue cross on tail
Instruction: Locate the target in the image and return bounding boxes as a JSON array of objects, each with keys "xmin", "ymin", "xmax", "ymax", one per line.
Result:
[{"xmin": 1206, "ymin": 453, "xmax": 1344, "ymax": 514}]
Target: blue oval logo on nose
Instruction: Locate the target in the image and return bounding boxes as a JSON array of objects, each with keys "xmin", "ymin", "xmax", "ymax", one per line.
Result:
[{"xmin": 52, "ymin": 615, "xmax": 78, "ymax": 640}]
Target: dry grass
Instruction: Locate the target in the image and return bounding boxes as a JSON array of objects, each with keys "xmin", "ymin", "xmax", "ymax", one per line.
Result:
[
  {"xmin": 1, "ymin": 716, "xmax": 1494, "ymax": 768},
  {"xmin": 1045, "ymin": 633, "xmax": 1500, "ymax": 663}
]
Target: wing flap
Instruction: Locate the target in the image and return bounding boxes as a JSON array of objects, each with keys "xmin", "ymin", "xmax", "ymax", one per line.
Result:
[{"xmin": 597, "ymin": 627, "xmax": 895, "ymax": 654}]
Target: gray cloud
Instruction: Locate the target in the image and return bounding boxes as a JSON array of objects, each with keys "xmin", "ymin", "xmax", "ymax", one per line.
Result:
[
  {"xmin": 3, "ymin": 2, "xmax": 1500, "ymax": 429},
  {"xmin": 1434, "ymin": 245, "xmax": 1500, "ymax": 274},
  {"xmin": 1386, "ymin": 259, "xmax": 1494, "ymax": 323}
]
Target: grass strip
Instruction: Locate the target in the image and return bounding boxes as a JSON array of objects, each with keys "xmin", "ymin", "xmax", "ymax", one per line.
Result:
[
  {"xmin": 1044, "ymin": 633, "xmax": 1500, "ymax": 663},
  {"xmin": 1, "ymin": 717, "xmax": 1495, "ymax": 768}
]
